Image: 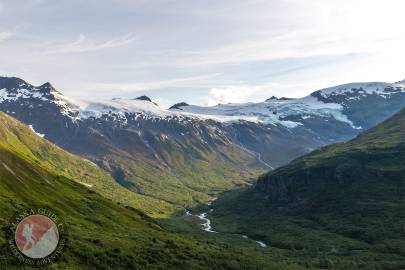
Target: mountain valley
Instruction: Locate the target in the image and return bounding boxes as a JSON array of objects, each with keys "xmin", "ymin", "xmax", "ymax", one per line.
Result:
[{"xmin": 1, "ymin": 77, "xmax": 405, "ymax": 217}]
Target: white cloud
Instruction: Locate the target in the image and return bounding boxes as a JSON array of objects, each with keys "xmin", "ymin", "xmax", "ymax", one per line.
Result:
[
  {"xmin": 0, "ymin": 32, "xmax": 15, "ymax": 41},
  {"xmin": 176, "ymin": 31, "xmax": 405, "ymax": 68},
  {"xmin": 42, "ymin": 33, "xmax": 135, "ymax": 54},
  {"xmin": 88, "ymin": 73, "xmax": 221, "ymax": 91},
  {"xmin": 208, "ymin": 86, "xmax": 263, "ymax": 106},
  {"xmin": 167, "ymin": 0, "xmax": 405, "ymax": 68},
  {"xmin": 206, "ymin": 80, "xmax": 338, "ymax": 106}
]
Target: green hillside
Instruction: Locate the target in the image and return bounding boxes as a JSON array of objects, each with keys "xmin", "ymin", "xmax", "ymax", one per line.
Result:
[
  {"xmin": 91, "ymin": 140, "xmax": 262, "ymax": 214},
  {"xmin": 67, "ymin": 118, "xmax": 265, "ymax": 215},
  {"xmin": 0, "ymin": 112, "xmax": 301, "ymax": 269},
  {"xmin": 0, "ymin": 112, "xmax": 176, "ymax": 217},
  {"xmin": 211, "ymin": 108, "xmax": 405, "ymax": 269}
]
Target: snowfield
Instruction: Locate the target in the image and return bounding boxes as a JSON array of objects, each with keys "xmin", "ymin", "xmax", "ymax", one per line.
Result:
[
  {"xmin": 1, "ymin": 79, "xmax": 405, "ymax": 129},
  {"xmin": 173, "ymin": 95, "xmax": 356, "ymax": 128}
]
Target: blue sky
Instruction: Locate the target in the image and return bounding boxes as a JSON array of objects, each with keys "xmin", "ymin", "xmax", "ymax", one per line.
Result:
[{"xmin": 1, "ymin": 0, "xmax": 405, "ymax": 108}]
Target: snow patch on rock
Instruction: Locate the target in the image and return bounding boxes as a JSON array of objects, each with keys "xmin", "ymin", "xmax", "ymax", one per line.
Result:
[
  {"xmin": 317, "ymin": 82, "xmax": 405, "ymax": 98},
  {"xmin": 29, "ymin": 125, "xmax": 45, "ymax": 138}
]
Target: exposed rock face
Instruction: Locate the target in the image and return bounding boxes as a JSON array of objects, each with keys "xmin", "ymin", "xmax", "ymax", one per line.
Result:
[
  {"xmin": 169, "ymin": 102, "xmax": 189, "ymax": 110},
  {"xmin": 134, "ymin": 95, "xmax": 153, "ymax": 102}
]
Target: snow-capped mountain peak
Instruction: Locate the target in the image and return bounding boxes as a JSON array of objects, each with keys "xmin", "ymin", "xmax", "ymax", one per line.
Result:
[
  {"xmin": 313, "ymin": 81, "xmax": 405, "ymax": 99},
  {"xmin": 0, "ymin": 77, "xmax": 54, "ymax": 103}
]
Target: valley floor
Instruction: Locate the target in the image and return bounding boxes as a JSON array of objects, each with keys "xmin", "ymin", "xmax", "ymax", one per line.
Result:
[{"xmin": 190, "ymin": 188, "xmax": 405, "ymax": 270}]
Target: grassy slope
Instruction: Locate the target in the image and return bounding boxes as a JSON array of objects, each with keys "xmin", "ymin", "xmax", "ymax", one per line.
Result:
[
  {"xmin": 0, "ymin": 112, "xmax": 303, "ymax": 269},
  {"xmin": 211, "ymin": 109, "xmax": 405, "ymax": 270},
  {"xmin": 0, "ymin": 112, "xmax": 176, "ymax": 217},
  {"xmin": 89, "ymin": 130, "xmax": 264, "ymax": 213},
  {"xmin": 99, "ymin": 148, "xmax": 260, "ymax": 211}
]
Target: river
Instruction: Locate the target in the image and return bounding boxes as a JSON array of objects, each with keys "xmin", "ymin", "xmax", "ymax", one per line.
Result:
[{"xmin": 186, "ymin": 198, "xmax": 267, "ymax": 248}]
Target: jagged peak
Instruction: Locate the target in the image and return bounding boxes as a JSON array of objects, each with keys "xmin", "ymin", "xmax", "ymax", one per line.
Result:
[
  {"xmin": 134, "ymin": 95, "xmax": 152, "ymax": 102},
  {"xmin": 266, "ymin": 96, "xmax": 278, "ymax": 101},
  {"xmin": 265, "ymin": 96, "xmax": 294, "ymax": 102},
  {"xmin": 39, "ymin": 82, "xmax": 62, "ymax": 95},
  {"xmin": 132, "ymin": 95, "xmax": 159, "ymax": 106},
  {"xmin": 40, "ymin": 82, "xmax": 53, "ymax": 89},
  {"xmin": 0, "ymin": 77, "xmax": 62, "ymax": 95},
  {"xmin": 169, "ymin": 102, "xmax": 189, "ymax": 110},
  {"xmin": 0, "ymin": 76, "xmax": 30, "ymax": 89}
]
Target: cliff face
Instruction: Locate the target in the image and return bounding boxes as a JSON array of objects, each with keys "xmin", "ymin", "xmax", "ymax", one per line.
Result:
[
  {"xmin": 256, "ymin": 151, "xmax": 404, "ymax": 209},
  {"xmin": 256, "ymin": 108, "xmax": 405, "ymax": 210}
]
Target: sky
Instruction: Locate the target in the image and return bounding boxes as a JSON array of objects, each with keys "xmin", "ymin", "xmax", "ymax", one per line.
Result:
[{"xmin": 1, "ymin": 0, "xmax": 405, "ymax": 108}]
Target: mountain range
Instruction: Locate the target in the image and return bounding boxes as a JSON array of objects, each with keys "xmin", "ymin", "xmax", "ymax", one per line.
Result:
[
  {"xmin": 1, "ymin": 76, "xmax": 405, "ymax": 216},
  {"xmin": 1, "ymin": 76, "xmax": 405, "ymax": 269}
]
